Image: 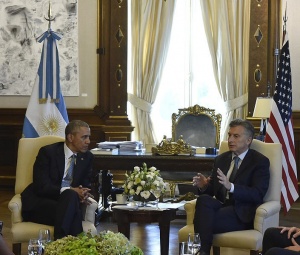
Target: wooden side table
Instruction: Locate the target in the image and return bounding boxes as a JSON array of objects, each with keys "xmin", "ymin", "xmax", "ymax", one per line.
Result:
[{"xmin": 112, "ymin": 206, "xmax": 178, "ymax": 255}]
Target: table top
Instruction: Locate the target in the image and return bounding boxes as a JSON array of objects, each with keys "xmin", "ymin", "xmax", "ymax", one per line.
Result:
[
  {"xmin": 113, "ymin": 201, "xmax": 185, "ymax": 211},
  {"xmin": 92, "ymin": 151, "xmax": 216, "ymax": 173},
  {"xmin": 92, "ymin": 149, "xmax": 217, "ymax": 158}
]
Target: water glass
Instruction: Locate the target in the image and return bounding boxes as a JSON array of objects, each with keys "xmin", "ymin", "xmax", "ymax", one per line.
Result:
[
  {"xmin": 38, "ymin": 229, "xmax": 51, "ymax": 250},
  {"xmin": 28, "ymin": 238, "xmax": 42, "ymax": 255},
  {"xmin": 107, "ymin": 194, "xmax": 113, "ymax": 211},
  {"xmin": 180, "ymin": 241, "xmax": 193, "ymax": 255},
  {"xmin": 151, "ymin": 188, "xmax": 162, "ymax": 209},
  {"xmin": 188, "ymin": 233, "xmax": 201, "ymax": 254}
]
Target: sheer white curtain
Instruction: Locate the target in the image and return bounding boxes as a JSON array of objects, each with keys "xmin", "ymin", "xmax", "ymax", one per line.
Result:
[
  {"xmin": 128, "ymin": 0, "xmax": 175, "ymax": 144},
  {"xmin": 200, "ymin": 0, "xmax": 250, "ymax": 141},
  {"xmin": 151, "ymin": 0, "xmax": 223, "ymax": 142},
  {"xmin": 129, "ymin": 0, "xmax": 250, "ymax": 144}
]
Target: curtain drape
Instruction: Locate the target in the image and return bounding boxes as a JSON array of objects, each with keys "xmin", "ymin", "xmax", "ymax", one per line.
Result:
[
  {"xmin": 128, "ymin": 0, "xmax": 175, "ymax": 144},
  {"xmin": 200, "ymin": 0, "xmax": 250, "ymax": 142}
]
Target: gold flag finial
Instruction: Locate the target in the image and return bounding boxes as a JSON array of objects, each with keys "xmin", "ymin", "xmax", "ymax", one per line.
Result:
[{"xmin": 45, "ymin": 0, "xmax": 55, "ymax": 30}]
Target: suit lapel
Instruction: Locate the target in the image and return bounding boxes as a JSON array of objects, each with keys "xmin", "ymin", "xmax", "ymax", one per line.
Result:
[
  {"xmin": 56, "ymin": 143, "xmax": 65, "ymax": 179},
  {"xmin": 223, "ymin": 153, "xmax": 233, "ymax": 175},
  {"xmin": 215, "ymin": 152, "xmax": 232, "ymax": 203},
  {"xmin": 72, "ymin": 153, "xmax": 86, "ymax": 182},
  {"xmin": 216, "ymin": 152, "xmax": 231, "ymax": 191}
]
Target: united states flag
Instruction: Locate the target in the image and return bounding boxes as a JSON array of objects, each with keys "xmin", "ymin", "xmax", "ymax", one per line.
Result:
[{"xmin": 265, "ymin": 31, "xmax": 298, "ymax": 213}]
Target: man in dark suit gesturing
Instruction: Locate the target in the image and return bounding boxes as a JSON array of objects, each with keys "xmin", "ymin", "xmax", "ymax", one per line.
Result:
[
  {"xmin": 193, "ymin": 119, "xmax": 270, "ymax": 255},
  {"xmin": 21, "ymin": 120, "xmax": 94, "ymax": 240}
]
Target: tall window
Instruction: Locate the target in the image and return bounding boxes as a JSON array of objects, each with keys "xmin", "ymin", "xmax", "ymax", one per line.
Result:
[
  {"xmin": 151, "ymin": 1, "xmax": 225, "ymax": 142},
  {"xmin": 128, "ymin": 1, "xmax": 225, "ymax": 143}
]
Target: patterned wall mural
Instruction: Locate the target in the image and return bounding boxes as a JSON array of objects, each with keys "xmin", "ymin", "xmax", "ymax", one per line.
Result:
[{"xmin": 0, "ymin": 0, "xmax": 78, "ymax": 96}]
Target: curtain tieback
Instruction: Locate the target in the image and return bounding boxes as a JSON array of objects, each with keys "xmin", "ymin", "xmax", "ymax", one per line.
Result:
[
  {"xmin": 224, "ymin": 92, "xmax": 248, "ymax": 112},
  {"xmin": 128, "ymin": 93, "xmax": 152, "ymax": 113}
]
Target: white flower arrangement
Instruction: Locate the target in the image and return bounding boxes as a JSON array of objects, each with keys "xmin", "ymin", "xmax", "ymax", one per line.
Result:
[{"xmin": 123, "ymin": 162, "xmax": 166, "ymax": 200}]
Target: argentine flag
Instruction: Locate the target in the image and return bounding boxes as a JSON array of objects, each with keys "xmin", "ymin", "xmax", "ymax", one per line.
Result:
[{"xmin": 23, "ymin": 30, "xmax": 69, "ymax": 138}]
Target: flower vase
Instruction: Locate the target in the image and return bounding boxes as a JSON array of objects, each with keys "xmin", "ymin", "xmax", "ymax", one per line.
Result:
[
  {"xmin": 133, "ymin": 194, "xmax": 157, "ymax": 207},
  {"xmin": 133, "ymin": 195, "xmax": 149, "ymax": 207},
  {"xmin": 140, "ymin": 200, "xmax": 148, "ymax": 207}
]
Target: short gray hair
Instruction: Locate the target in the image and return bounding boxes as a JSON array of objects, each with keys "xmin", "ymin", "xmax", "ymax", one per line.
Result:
[
  {"xmin": 229, "ymin": 119, "xmax": 255, "ymax": 139},
  {"xmin": 65, "ymin": 120, "xmax": 89, "ymax": 137}
]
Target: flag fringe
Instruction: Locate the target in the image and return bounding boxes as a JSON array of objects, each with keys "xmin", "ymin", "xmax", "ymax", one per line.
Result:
[{"xmin": 39, "ymin": 99, "xmax": 47, "ymax": 104}]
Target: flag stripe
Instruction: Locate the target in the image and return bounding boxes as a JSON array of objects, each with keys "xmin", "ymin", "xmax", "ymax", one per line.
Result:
[
  {"xmin": 53, "ymin": 40, "xmax": 58, "ymax": 100},
  {"xmin": 42, "ymin": 37, "xmax": 47, "ymax": 99},
  {"xmin": 23, "ymin": 30, "xmax": 69, "ymax": 138},
  {"xmin": 23, "ymin": 116, "xmax": 39, "ymax": 138},
  {"xmin": 267, "ymin": 112, "xmax": 297, "ymax": 213},
  {"xmin": 265, "ymin": 31, "xmax": 298, "ymax": 213}
]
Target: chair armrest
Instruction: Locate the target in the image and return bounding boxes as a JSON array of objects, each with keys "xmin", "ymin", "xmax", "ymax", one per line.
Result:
[
  {"xmin": 254, "ymin": 201, "xmax": 281, "ymax": 234},
  {"xmin": 82, "ymin": 198, "xmax": 98, "ymax": 223},
  {"xmin": 8, "ymin": 194, "xmax": 23, "ymax": 224},
  {"xmin": 184, "ymin": 199, "xmax": 197, "ymax": 225}
]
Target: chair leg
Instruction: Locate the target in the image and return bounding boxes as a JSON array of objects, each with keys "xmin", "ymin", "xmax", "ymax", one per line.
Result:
[
  {"xmin": 213, "ymin": 246, "xmax": 220, "ymax": 255},
  {"xmin": 179, "ymin": 242, "xmax": 182, "ymax": 255},
  {"xmin": 13, "ymin": 243, "xmax": 21, "ymax": 255}
]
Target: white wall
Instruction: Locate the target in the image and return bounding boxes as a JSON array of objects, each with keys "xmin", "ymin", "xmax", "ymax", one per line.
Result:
[
  {"xmin": 0, "ymin": 1, "xmax": 98, "ymax": 109},
  {"xmin": 284, "ymin": 0, "xmax": 300, "ymax": 110}
]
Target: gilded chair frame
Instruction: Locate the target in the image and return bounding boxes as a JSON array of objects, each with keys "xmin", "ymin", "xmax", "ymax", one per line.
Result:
[{"xmin": 171, "ymin": 104, "xmax": 222, "ymax": 148}]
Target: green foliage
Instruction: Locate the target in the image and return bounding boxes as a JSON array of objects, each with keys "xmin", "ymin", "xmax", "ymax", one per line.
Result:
[{"xmin": 44, "ymin": 231, "xmax": 143, "ymax": 255}]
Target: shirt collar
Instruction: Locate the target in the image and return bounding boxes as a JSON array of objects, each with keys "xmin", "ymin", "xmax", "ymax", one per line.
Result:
[
  {"xmin": 232, "ymin": 149, "xmax": 248, "ymax": 161},
  {"xmin": 64, "ymin": 143, "xmax": 76, "ymax": 159}
]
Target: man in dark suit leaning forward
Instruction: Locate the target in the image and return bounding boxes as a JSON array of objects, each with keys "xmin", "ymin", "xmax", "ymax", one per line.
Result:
[
  {"xmin": 193, "ymin": 119, "xmax": 270, "ymax": 255},
  {"xmin": 21, "ymin": 120, "xmax": 94, "ymax": 240}
]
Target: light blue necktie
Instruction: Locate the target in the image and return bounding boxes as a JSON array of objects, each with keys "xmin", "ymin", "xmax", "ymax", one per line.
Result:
[
  {"xmin": 61, "ymin": 154, "xmax": 76, "ymax": 187},
  {"xmin": 229, "ymin": 156, "xmax": 240, "ymax": 182}
]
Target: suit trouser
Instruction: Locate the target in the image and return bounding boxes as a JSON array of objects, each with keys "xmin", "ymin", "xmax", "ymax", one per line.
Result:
[
  {"xmin": 265, "ymin": 247, "xmax": 300, "ymax": 255},
  {"xmin": 193, "ymin": 194, "xmax": 250, "ymax": 253},
  {"xmin": 262, "ymin": 227, "xmax": 300, "ymax": 254},
  {"xmin": 23, "ymin": 189, "xmax": 83, "ymax": 239}
]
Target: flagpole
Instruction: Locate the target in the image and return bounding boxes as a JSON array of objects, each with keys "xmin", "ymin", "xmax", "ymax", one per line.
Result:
[
  {"xmin": 45, "ymin": 0, "xmax": 55, "ymax": 30},
  {"xmin": 273, "ymin": 1, "xmax": 281, "ymax": 97},
  {"xmin": 282, "ymin": 2, "xmax": 288, "ymax": 39}
]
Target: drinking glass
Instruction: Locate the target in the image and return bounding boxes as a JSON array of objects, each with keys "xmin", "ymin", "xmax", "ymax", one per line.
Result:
[
  {"xmin": 38, "ymin": 229, "xmax": 51, "ymax": 251},
  {"xmin": 28, "ymin": 238, "xmax": 42, "ymax": 255},
  {"xmin": 151, "ymin": 188, "xmax": 161, "ymax": 209},
  {"xmin": 180, "ymin": 241, "xmax": 193, "ymax": 255},
  {"xmin": 188, "ymin": 233, "xmax": 201, "ymax": 254},
  {"xmin": 107, "ymin": 194, "xmax": 113, "ymax": 211}
]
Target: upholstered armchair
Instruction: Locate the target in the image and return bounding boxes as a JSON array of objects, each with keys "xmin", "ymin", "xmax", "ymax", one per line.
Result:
[
  {"xmin": 8, "ymin": 136, "xmax": 98, "ymax": 255},
  {"xmin": 178, "ymin": 139, "xmax": 282, "ymax": 255}
]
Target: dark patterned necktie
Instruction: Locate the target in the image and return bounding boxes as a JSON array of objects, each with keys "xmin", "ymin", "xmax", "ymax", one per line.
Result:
[
  {"xmin": 229, "ymin": 156, "xmax": 240, "ymax": 182},
  {"xmin": 61, "ymin": 154, "xmax": 76, "ymax": 187}
]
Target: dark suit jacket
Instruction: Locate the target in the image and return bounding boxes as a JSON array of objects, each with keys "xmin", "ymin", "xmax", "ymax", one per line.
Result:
[
  {"xmin": 201, "ymin": 149, "xmax": 270, "ymax": 224},
  {"xmin": 21, "ymin": 142, "xmax": 94, "ymax": 212}
]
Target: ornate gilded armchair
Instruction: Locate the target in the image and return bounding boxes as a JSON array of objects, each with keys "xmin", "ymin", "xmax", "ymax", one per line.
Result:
[{"xmin": 172, "ymin": 104, "xmax": 222, "ymax": 148}]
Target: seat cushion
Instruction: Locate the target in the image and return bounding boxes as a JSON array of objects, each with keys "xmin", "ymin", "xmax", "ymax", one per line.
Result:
[
  {"xmin": 11, "ymin": 221, "xmax": 97, "ymax": 243},
  {"xmin": 212, "ymin": 230, "xmax": 263, "ymax": 250}
]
